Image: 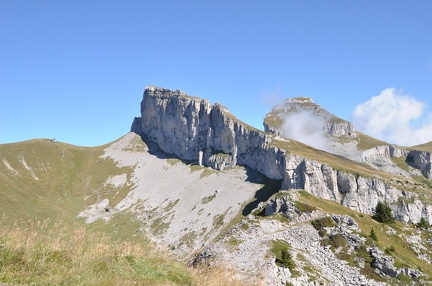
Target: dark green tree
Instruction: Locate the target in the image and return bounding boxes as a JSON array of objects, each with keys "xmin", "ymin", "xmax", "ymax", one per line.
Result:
[
  {"xmin": 276, "ymin": 246, "xmax": 296, "ymax": 271},
  {"xmin": 372, "ymin": 201, "xmax": 395, "ymax": 224}
]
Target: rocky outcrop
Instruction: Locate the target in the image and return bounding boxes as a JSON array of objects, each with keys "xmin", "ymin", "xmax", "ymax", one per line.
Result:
[
  {"xmin": 406, "ymin": 150, "xmax": 432, "ymax": 179},
  {"xmin": 282, "ymin": 154, "xmax": 431, "ymax": 224},
  {"xmin": 264, "ymin": 97, "xmax": 357, "ymax": 138},
  {"xmin": 360, "ymin": 145, "xmax": 408, "ymax": 162},
  {"xmin": 133, "ymin": 86, "xmax": 431, "ymax": 224},
  {"xmin": 134, "ymin": 86, "xmax": 286, "ymax": 179},
  {"xmin": 369, "ymin": 247, "xmax": 423, "ymax": 279},
  {"xmin": 325, "ymin": 121, "xmax": 357, "ymax": 137}
]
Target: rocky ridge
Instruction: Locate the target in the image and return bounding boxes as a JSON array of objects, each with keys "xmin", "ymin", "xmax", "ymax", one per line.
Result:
[
  {"xmin": 204, "ymin": 191, "xmax": 428, "ymax": 285},
  {"xmin": 133, "ymin": 87, "xmax": 432, "ymax": 224}
]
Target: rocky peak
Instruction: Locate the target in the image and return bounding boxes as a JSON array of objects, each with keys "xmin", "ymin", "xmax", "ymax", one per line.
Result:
[{"xmin": 264, "ymin": 97, "xmax": 357, "ymax": 138}]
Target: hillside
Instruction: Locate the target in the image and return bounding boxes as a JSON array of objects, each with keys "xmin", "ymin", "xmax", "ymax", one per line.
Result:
[{"xmin": 1, "ymin": 86, "xmax": 432, "ymax": 285}]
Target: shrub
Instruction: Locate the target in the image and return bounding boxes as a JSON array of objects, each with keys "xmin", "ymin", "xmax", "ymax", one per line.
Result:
[
  {"xmin": 372, "ymin": 201, "xmax": 395, "ymax": 224},
  {"xmin": 329, "ymin": 234, "xmax": 347, "ymax": 249},
  {"xmin": 320, "ymin": 234, "xmax": 347, "ymax": 250},
  {"xmin": 417, "ymin": 217, "xmax": 429, "ymax": 229},
  {"xmin": 384, "ymin": 245, "xmax": 395, "ymax": 255},
  {"xmin": 272, "ymin": 241, "xmax": 296, "ymax": 272},
  {"xmin": 318, "ymin": 229, "xmax": 327, "ymax": 237},
  {"xmin": 369, "ymin": 228, "xmax": 378, "ymax": 242},
  {"xmin": 276, "ymin": 246, "xmax": 296, "ymax": 271},
  {"xmin": 311, "ymin": 216, "xmax": 336, "ymax": 230},
  {"xmin": 294, "ymin": 201, "xmax": 317, "ymax": 213}
]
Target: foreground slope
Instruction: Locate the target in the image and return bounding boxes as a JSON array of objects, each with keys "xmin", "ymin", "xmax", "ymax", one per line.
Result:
[{"xmin": 79, "ymin": 132, "xmax": 271, "ymax": 256}]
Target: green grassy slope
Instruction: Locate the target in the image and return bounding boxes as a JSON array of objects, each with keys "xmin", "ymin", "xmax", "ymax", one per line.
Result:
[
  {"xmin": 0, "ymin": 139, "xmax": 117, "ymax": 223},
  {"xmin": 0, "ymin": 138, "xmax": 246, "ymax": 286}
]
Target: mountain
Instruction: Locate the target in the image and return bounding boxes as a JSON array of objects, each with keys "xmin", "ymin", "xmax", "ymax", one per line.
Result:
[{"xmin": 1, "ymin": 86, "xmax": 431, "ymax": 285}]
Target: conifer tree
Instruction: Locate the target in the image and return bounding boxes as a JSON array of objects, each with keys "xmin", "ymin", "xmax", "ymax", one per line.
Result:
[{"xmin": 372, "ymin": 201, "xmax": 395, "ymax": 223}]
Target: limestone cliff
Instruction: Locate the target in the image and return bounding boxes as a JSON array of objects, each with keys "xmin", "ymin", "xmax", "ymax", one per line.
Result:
[
  {"xmin": 134, "ymin": 86, "xmax": 286, "ymax": 179},
  {"xmin": 406, "ymin": 150, "xmax": 432, "ymax": 179},
  {"xmin": 133, "ymin": 87, "xmax": 432, "ymax": 224}
]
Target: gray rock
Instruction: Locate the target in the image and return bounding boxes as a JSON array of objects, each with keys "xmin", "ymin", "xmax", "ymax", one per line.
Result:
[
  {"xmin": 369, "ymin": 247, "xmax": 399, "ymax": 277},
  {"xmin": 406, "ymin": 150, "xmax": 432, "ymax": 179}
]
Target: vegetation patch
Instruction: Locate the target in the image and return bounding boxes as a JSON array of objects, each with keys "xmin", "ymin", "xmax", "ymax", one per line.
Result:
[
  {"xmin": 201, "ymin": 193, "xmax": 217, "ymax": 204},
  {"xmin": 163, "ymin": 199, "xmax": 179, "ymax": 212},
  {"xmin": 150, "ymin": 217, "xmax": 171, "ymax": 235},
  {"xmin": 390, "ymin": 157, "xmax": 410, "ymax": 173},
  {"xmin": 311, "ymin": 216, "xmax": 336, "ymax": 230},
  {"xmin": 212, "ymin": 213, "xmax": 226, "ymax": 228},
  {"xmin": 294, "ymin": 200, "xmax": 317, "ymax": 213},
  {"xmin": 321, "ymin": 234, "xmax": 347, "ymax": 250},
  {"xmin": 167, "ymin": 158, "xmax": 181, "ymax": 166},
  {"xmin": 270, "ymin": 240, "xmax": 296, "ymax": 273}
]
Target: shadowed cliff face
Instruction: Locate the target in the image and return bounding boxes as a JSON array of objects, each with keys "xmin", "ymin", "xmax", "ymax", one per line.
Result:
[{"xmin": 132, "ymin": 86, "xmax": 432, "ymax": 224}]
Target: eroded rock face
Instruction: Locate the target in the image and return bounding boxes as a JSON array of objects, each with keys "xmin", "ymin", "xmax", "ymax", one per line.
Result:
[
  {"xmin": 136, "ymin": 86, "xmax": 286, "ymax": 179},
  {"xmin": 407, "ymin": 150, "xmax": 432, "ymax": 179}
]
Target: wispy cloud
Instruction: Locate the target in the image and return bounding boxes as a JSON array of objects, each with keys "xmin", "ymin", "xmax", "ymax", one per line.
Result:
[
  {"xmin": 352, "ymin": 88, "xmax": 432, "ymax": 146},
  {"xmin": 280, "ymin": 110, "xmax": 332, "ymax": 152}
]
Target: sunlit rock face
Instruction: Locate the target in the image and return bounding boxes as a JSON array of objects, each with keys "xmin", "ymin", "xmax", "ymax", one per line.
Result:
[{"xmin": 134, "ymin": 86, "xmax": 286, "ymax": 179}]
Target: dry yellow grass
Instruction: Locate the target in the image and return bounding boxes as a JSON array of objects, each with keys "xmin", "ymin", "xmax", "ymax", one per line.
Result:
[{"xmin": 0, "ymin": 217, "xmax": 247, "ymax": 286}]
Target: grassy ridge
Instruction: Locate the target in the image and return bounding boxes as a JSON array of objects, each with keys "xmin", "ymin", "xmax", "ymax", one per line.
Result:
[{"xmin": 0, "ymin": 138, "xmax": 132, "ymax": 224}]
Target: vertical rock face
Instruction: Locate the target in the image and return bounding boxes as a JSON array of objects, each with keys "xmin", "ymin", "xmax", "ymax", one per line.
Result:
[
  {"xmin": 406, "ymin": 150, "xmax": 432, "ymax": 179},
  {"xmin": 136, "ymin": 86, "xmax": 285, "ymax": 179},
  {"xmin": 133, "ymin": 86, "xmax": 431, "ymax": 224}
]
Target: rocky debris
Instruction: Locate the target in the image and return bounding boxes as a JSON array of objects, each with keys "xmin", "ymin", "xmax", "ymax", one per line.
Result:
[
  {"xmin": 355, "ymin": 145, "xmax": 411, "ymax": 177},
  {"xmin": 264, "ymin": 191, "xmax": 297, "ymax": 217},
  {"xmin": 80, "ymin": 132, "xmax": 264, "ymax": 257},
  {"xmin": 207, "ymin": 152, "xmax": 235, "ymax": 170},
  {"xmin": 209, "ymin": 216, "xmax": 385, "ymax": 286},
  {"xmin": 369, "ymin": 247, "xmax": 399, "ymax": 277},
  {"xmin": 369, "ymin": 247, "xmax": 423, "ymax": 279}
]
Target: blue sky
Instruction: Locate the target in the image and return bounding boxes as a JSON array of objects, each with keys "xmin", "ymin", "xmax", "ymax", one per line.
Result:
[{"xmin": 1, "ymin": 1, "xmax": 432, "ymax": 147}]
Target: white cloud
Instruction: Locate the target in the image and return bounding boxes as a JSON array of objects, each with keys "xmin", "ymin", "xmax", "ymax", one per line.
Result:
[
  {"xmin": 352, "ymin": 88, "xmax": 432, "ymax": 146},
  {"xmin": 281, "ymin": 110, "xmax": 331, "ymax": 152}
]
